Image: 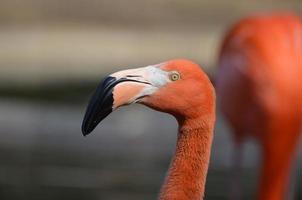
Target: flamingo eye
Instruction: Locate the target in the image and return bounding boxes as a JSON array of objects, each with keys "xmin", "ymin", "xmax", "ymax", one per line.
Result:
[{"xmin": 169, "ymin": 71, "xmax": 180, "ymax": 81}]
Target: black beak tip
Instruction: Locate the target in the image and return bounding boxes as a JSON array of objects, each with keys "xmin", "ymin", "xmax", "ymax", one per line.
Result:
[
  {"xmin": 81, "ymin": 128, "xmax": 89, "ymax": 136},
  {"xmin": 81, "ymin": 122, "xmax": 92, "ymax": 136},
  {"xmin": 81, "ymin": 75, "xmax": 126, "ymax": 137}
]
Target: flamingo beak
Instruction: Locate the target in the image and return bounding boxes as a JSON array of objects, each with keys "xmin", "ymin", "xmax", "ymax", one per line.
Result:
[{"xmin": 81, "ymin": 65, "xmax": 168, "ymax": 136}]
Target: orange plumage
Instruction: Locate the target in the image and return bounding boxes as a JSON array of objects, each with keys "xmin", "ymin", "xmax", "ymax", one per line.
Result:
[
  {"xmin": 216, "ymin": 13, "xmax": 302, "ymax": 200},
  {"xmin": 82, "ymin": 59, "xmax": 215, "ymax": 200}
]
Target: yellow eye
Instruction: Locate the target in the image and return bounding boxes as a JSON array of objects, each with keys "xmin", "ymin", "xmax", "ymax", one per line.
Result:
[{"xmin": 169, "ymin": 72, "xmax": 180, "ymax": 81}]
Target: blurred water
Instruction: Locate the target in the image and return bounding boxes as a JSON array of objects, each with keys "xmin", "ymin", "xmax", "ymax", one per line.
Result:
[{"xmin": 0, "ymin": 100, "xmax": 301, "ymax": 200}]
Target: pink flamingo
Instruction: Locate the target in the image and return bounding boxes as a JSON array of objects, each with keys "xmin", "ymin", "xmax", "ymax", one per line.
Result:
[
  {"xmin": 216, "ymin": 13, "xmax": 302, "ymax": 200},
  {"xmin": 82, "ymin": 59, "xmax": 216, "ymax": 200}
]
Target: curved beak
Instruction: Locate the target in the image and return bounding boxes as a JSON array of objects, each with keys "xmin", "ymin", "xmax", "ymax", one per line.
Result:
[{"xmin": 81, "ymin": 65, "xmax": 168, "ymax": 136}]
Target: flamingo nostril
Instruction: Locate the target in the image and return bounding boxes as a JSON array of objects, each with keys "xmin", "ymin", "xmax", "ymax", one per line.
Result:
[{"xmin": 125, "ymin": 75, "xmax": 142, "ymax": 78}]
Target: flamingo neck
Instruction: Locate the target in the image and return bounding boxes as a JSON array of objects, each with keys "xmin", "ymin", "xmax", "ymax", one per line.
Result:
[{"xmin": 159, "ymin": 116, "xmax": 214, "ymax": 200}]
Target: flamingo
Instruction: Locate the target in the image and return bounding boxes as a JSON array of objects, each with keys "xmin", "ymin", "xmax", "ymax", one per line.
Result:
[
  {"xmin": 82, "ymin": 59, "xmax": 216, "ymax": 200},
  {"xmin": 216, "ymin": 13, "xmax": 302, "ymax": 200}
]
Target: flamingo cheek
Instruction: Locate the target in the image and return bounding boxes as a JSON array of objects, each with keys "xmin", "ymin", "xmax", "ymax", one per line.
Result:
[{"xmin": 112, "ymin": 82, "xmax": 145, "ymax": 109}]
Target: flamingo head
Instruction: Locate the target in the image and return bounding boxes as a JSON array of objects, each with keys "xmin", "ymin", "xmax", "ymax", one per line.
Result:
[{"xmin": 82, "ymin": 59, "xmax": 214, "ymax": 136}]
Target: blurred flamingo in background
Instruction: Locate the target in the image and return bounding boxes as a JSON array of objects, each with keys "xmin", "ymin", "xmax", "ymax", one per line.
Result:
[
  {"xmin": 216, "ymin": 13, "xmax": 302, "ymax": 200},
  {"xmin": 82, "ymin": 59, "xmax": 216, "ymax": 200}
]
